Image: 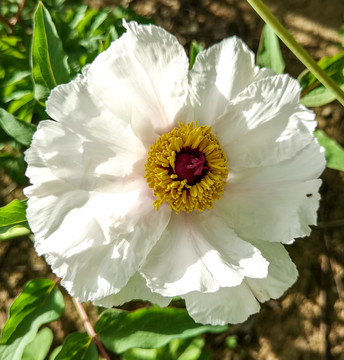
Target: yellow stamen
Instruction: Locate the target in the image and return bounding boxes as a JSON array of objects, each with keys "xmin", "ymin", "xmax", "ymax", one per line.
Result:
[{"xmin": 144, "ymin": 122, "xmax": 228, "ymax": 214}]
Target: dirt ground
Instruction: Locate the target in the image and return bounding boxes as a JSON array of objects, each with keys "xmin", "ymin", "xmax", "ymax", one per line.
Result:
[{"xmin": 1, "ymin": 0, "xmax": 344, "ymax": 359}]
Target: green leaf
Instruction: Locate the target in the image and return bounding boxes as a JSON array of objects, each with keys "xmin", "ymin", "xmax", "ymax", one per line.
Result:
[
  {"xmin": 3, "ymin": 90, "xmax": 32, "ymax": 103},
  {"xmin": 122, "ymin": 338, "xmax": 208, "ymax": 360},
  {"xmin": 257, "ymin": 24, "xmax": 285, "ymax": 74},
  {"xmin": 299, "ymin": 52, "xmax": 344, "ymax": 107},
  {"xmin": 0, "ymin": 37, "xmax": 27, "ymax": 60},
  {"xmin": 1, "ymin": 71, "xmax": 32, "ymax": 103},
  {"xmin": 0, "ymin": 109, "xmax": 36, "ymax": 146},
  {"xmin": 95, "ymin": 307, "xmax": 228, "ymax": 354},
  {"xmin": 55, "ymin": 333, "xmax": 98, "ymax": 360},
  {"xmin": 177, "ymin": 338, "xmax": 205, "ymax": 360},
  {"xmin": 88, "ymin": 10, "xmax": 109, "ymax": 36},
  {"xmin": 0, "ymin": 199, "xmax": 30, "ymax": 239},
  {"xmin": 32, "ymin": 2, "xmax": 71, "ymax": 102},
  {"xmin": 0, "ymin": 226, "xmax": 31, "ymax": 241},
  {"xmin": 122, "ymin": 348, "xmax": 158, "ymax": 360},
  {"xmin": 189, "ymin": 41, "xmax": 204, "ymax": 69},
  {"xmin": 75, "ymin": 8, "xmax": 99, "ymax": 36},
  {"xmin": 99, "ymin": 26, "xmax": 118, "ymax": 54},
  {"xmin": 314, "ymin": 129, "xmax": 344, "ymax": 171},
  {"xmin": 68, "ymin": 5, "xmax": 88, "ymax": 30},
  {"xmin": 49, "ymin": 346, "xmax": 63, "ymax": 360},
  {"xmin": 22, "ymin": 327, "xmax": 54, "ymax": 360},
  {"xmin": 0, "ymin": 278, "xmax": 64, "ymax": 360}
]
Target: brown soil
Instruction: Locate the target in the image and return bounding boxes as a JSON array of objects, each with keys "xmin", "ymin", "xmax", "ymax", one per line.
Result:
[{"xmin": 1, "ymin": 0, "xmax": 344, "ymax": 359}]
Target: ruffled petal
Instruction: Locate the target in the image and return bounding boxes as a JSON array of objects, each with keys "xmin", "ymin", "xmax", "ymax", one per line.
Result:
[
  {"xmin": 87, "ymin": 21, "xmax": 189, "ymax": 143},
  {"xmin": 215, "ymin": 136, "xmax": 324, "ymax": 244},
  {"xmin": 184, "ymin": 284, "xmax": 260, "ymax": 325},
  {"xmin": 184, "ymin": 241, "xmax": 298, "ymax": 325},
  {"xmin": 252, "ymin": 67, "xmax": 276, "ymax": 81},
  {"xmin": 245, "ymin": 240, "xmax": 298, "ymax": 302},
  {"xmin": 25, "ymin": 122, "xmax": 144, "ymax": 195},
  {"xmin": 141, "ymin": 212, "xmax": 268, "ymax": 297},
  {"xmin": 25, "ymin": 121, "xmax": 84, "ymax": 188},
  {"xmin": 227, "ymin": 139, "xmax": 325, "ymax": 185},
  {"xmin": 26, "ymin": 185, "xmax": 171, "ymax": 301},
  {"xmin": 94, "ymin": 273, "xmax": 172, "ymax": 308},
  {"xmin": 216, "ymin": 178, "xmax": 322, "ymax": 244},
  {"xmin": 25, "ymin": 119, "xmax": 137, "ymax": 195},
  {"xmin": 213, "ymin": 75, "xmax": 317, "ymax": 169},
  {"xmin": 188, "ymin": 37, "xmax": 259, "ymax": 126},
  {"xmin": 45, "ymin": 74, "xmax": 147, "ymax": 183}
]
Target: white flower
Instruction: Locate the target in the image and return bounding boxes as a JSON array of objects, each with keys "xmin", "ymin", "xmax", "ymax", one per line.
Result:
[{"xmin": 24, "ymin": 21, "xmax": 325, "ymax": 325}]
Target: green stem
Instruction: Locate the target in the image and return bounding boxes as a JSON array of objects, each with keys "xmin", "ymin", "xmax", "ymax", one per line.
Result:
[{"xmin": 247, "ymin": 0, "xmax": 344, "ymax": 107}]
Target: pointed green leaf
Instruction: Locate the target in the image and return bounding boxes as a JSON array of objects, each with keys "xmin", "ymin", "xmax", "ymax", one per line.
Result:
[
  {"xmin": 22, "ymin": 327, "xmax": 54, "ymax": 360},
  {"xmin": 0, "ymin": 199, "xmax": 30, "ymax": 240},
  {"xmin": 0, "ymin": 109, "xmax": 36, "ymax": 146},
  {"xmin": 299, "ymin": 52, "xmax": 344, "ymax": 107},
  {"xmin": 49, "ymin": 346, "xmax": 63, "ymax": 360},
  {"xmin": 257, "ymin": 24, "xmax": 285, "ymax": 74},
  {"xmin": 7, "ymin": 93, "xmax": 36, "ymax": 120},
  {"xmin": 95, "ymin": 307, "xmax": 228, "ymax": 354},
  {"xmin": 189, "ymin": 41, "xmax": 204, "ymax": 69},
  {"xmin": 88, "ymin": 10, "xmax": 109, "ymax": 36},
  {"xmin": 0, "ymin": 37, "xmax": 27, "ymax": 60},
  {"xmin": 315, "ymin": 129, "xmax": 344, "ymax": 171},
  {"xmin": 55, "ymin": 333, "xmax": 98, "ymax": 360},
  {"xmin": 68, "ymin": 5, "xmax": 89, "ymax": 29},
  {"xmin": 75, "ymin": 8, "xmax": 98, "ymax": 36},
  {"xmin": 0, "ymin": 278, "xmax": 64, "ymax": 360},
  {"xmin": 32, "ymin": 2, "xmax": 71, "ymax": 102}
]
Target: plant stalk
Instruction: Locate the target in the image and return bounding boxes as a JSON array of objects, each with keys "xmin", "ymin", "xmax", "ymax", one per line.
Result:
[{"xmin": 72, "ymin": 298, "xmax": 111, "ymax": 360}]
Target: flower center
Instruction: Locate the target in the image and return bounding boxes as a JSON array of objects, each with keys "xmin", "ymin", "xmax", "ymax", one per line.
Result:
[
  {"xmin": 174, "ymin": 151, "xmax": 208, "ymax": 184},
  {"xmin": 145, "ymin": 122, "xmax": 228, "ymax": 214}
]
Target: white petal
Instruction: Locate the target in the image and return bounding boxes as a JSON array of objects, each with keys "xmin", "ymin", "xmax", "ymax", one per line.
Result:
[
  {"xmin": 216, "ymin": 178, "xmax": 322, "ymax": 244},
  {"xmin": 46, "ymin": 75, "xmax": 147, "ymax": 181},
  {"xmin": 245, "ymin": 240, "xmax": 298, "ymax": 302},
  {"xmin": 215, "ymin": 139, "xmax": 325, "ymax": 245},
  {"xmin": 227, "ymin": 140, "xmax": 325, "ymax": 186},
  {"xmin": 25, "ymin": 120, "xmax": 134, "ymax": 194},
  {"xmin": 253, "ymin": 67, "xmax": 276, "ymax": 80},
  {"xmin": 213, "ymin": 75, "xmax": 317, "ymax": 169},
  {"xmin": 184, "ymin": 241, "xmax": 298, "ymax": 325},
  {"xmin": 188, "ymin": 37, "xmax": 259, "ymax": 126},
  {"xmin": 25, "ymin": 132, "xmax": 171, "ymax": 302},
  {"xmin": 94, "ymin": 273, "xmax": 171, "ymax": 308},
  {"xmin": 141, "ymin": 212, "xmax": 268, "ymax": 297},
  {"xmin": 25, "ymin": 122, "xmax": 144, "ymax": 197},
  {"xmin": 87, "ymin": 21, "xmax": 189, "ymax": 139},
  {"xmin": 25, "ymin": 121, "xmax": 84, "ymax": 188},
  {"xmin": 184, "ymin": 284, "xmax": 260, "ymax": 325}
]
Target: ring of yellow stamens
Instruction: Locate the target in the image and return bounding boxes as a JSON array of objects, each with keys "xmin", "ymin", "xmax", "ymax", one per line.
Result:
[{"xmin": 145, "ymin": 122, "xmax": 228, "ymax": 214}]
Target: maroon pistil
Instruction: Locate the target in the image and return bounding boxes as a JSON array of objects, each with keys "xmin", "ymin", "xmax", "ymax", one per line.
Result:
[{"xmin": 174, "ymin": 152, "xmax": 208, "ymax": 184}]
